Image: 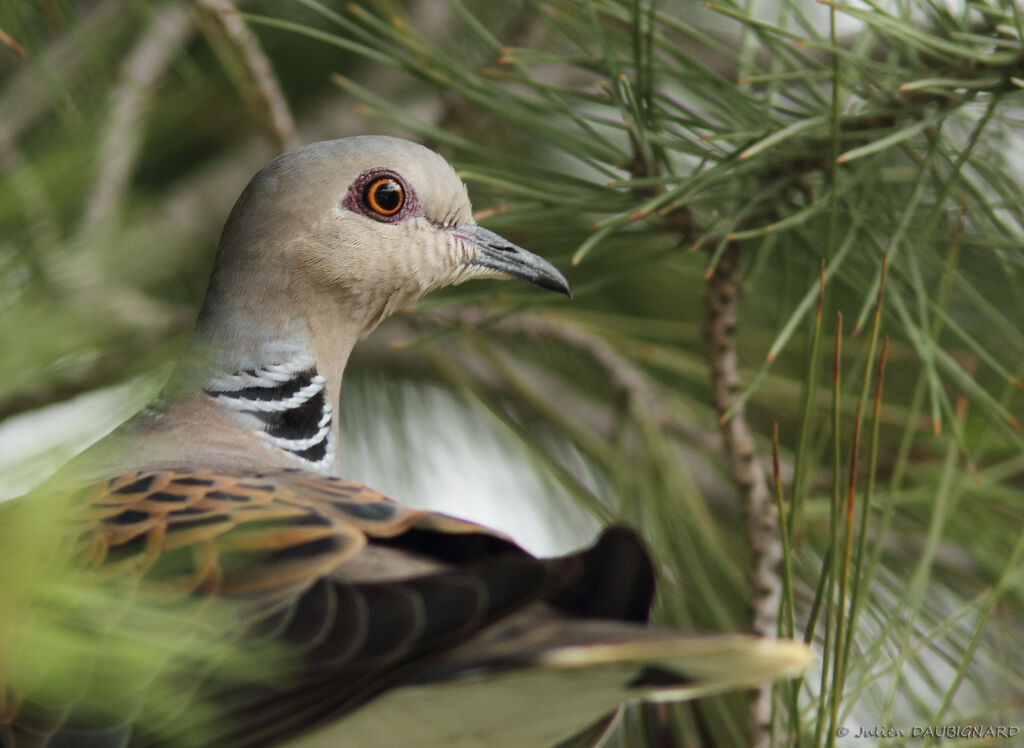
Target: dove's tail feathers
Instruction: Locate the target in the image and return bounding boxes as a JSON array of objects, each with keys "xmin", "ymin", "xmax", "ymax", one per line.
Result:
[
  {"xmin": 427, "ymin": 618, "xmax": 812, "ymax": 701},
  {"xmin": 294, "ymin": 626, "xmax": 810, "ymax": 748}
]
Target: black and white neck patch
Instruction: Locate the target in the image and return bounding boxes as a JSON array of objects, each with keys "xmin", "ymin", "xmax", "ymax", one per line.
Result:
[{"xmin": 204, "ymin": 359, "xmax": 335, "ymax": 469}]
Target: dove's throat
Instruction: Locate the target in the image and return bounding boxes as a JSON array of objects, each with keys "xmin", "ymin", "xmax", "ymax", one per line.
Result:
[{"xmin": 159, "ymin": 302, "xmax": 366, "ymax": 476}]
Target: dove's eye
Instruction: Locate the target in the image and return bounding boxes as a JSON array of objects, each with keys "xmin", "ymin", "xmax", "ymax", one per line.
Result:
[{"xmin": 363, "ymin": 177, "xmax": 404, "ymax": 217}]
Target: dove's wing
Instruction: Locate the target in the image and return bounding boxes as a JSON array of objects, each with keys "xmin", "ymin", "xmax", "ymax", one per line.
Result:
[{"xmin": 3, "ymin": 468, "xmax": 660, "ymax": 747}]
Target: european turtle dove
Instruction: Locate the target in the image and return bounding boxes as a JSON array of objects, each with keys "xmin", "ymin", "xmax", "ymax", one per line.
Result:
[{"xmin": 0, "ymin": 137, "xmax": 808, "ymax": 748}]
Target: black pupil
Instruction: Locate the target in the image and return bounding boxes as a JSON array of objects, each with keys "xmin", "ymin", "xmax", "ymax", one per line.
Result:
[{"xmin": 371, "ymin": 181, "xmax": 401, "ymax": 212}]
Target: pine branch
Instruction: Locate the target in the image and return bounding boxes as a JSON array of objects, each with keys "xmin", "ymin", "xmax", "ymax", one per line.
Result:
[
  {"xmin": 190, "ymin": 0, "xmax": 298, "ymax": 153},
  {"xmin": 704, "ymin": 241, "xmax": 780, "ymax": 747}
]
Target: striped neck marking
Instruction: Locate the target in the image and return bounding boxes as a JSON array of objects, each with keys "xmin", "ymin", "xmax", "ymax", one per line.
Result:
[{"xmin": 204, "ymin": 359, "xmax": 335, "ymax": 468}]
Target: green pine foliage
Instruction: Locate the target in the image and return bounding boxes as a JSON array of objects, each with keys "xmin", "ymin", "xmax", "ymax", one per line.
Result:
[{"xmin": 1, "ymin": 1, "xmax": 1022, "ymax": 746}]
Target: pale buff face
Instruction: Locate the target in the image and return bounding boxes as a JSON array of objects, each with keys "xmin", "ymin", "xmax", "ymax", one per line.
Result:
[
  {"xmin": 293, "ymin": 146, "xmax": 481, "ymax": 328},
  {"xmin": 202, "ymin": 136, "xmax": 568, "ymax": 349}
]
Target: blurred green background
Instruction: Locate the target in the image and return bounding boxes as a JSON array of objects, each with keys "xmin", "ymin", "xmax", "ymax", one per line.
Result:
[{"xmin": 1, "ymin": 1, "xmax": 1022, "ymax": 746}]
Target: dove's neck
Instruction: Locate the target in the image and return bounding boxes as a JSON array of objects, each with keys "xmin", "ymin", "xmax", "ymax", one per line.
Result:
[{"xmin": 166, "ymin": 292, "xmax": 366, "ymax": 475}]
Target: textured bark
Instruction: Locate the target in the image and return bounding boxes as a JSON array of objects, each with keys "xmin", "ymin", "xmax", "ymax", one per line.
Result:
[{"xmin": 704, "ymin": 243, "xmax": 781, "ymax": 747}]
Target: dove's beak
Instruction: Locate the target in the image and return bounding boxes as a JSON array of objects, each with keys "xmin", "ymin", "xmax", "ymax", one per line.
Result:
[{"xmin": 454, "ymin": 224, "xmax": 572, "ymax": 298}]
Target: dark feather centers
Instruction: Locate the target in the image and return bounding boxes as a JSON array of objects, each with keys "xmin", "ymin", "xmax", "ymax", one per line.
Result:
[
  {"xmin": 330, "ymin": 501, "xmax": 396, "ymax": 522},
  {"xmin": 205, "ymin": 490, "xmax": 251, "ymax": 503},
  {"xmin": 106, "ymin": 509, "xmax": 150, "ymax": 525},
  {"xmin": 148, "ymin": 491, "xmax": 190, "ymax": 503},
  {"xmin": 113, "ymin": 475, "xmax": 157, "ymax": 494},
  {"xmin": 171, "ymin": 476, "xmax": 217, "ymax": 487},
  {"xmin": 266, "ymin": 536, "xmax": 347, "ymax": 564}
]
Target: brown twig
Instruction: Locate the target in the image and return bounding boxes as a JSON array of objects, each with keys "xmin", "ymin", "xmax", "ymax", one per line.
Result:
[
  {"xmin": 190, "ymin": 0, "xmax": 298, "ymax": 153},
  {"xmin": 82, "ymin": 5, "xmax": 194, "ymax": 234},
  {"xmin": 704, "ymin": 242, "xmax": 780, "ymax": 748},
  {"xmin": 0, "ymin": 0, "xmax": 123, "ymax": 150},
  {"xmin": 0, "ymin": 26, "xmax": 29, "ymax": 60},
  {"xmin": 0, "ymin": 2, "xmax": 125, "ymax": 263},
  {"xmin": 56, "ymin": 5, "xmax": 196, "ymax": 335}
]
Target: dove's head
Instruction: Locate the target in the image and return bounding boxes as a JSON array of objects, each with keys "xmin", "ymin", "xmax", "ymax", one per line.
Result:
[{"xmin": 198, "ymin": 136, "xmax": 569, "ymax": 351}]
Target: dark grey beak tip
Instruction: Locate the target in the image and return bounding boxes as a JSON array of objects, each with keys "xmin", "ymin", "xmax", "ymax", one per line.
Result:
[{"xmin": 536, "ymin": 272, "xmax": 573, "ymax": 299}]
